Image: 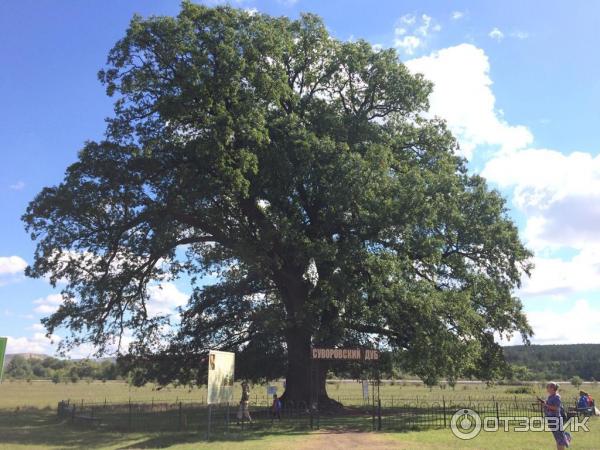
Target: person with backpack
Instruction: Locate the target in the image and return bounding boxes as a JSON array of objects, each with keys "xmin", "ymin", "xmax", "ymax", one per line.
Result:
[
  {"xmin": 538, "ymin": 382, "xmax": 571, "ymax": 449},
  {"xmin": 577, "ymin": 391, "xmax": 589, "ymax": 409}
]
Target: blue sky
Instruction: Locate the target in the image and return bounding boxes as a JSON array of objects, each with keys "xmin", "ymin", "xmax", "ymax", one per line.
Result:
[{"xmin": 2, "ymin": 0, "xmax": 600, "ymax": 355}]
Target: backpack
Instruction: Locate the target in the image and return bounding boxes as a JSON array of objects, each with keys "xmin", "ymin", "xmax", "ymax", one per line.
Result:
[{"xmin": 560, "ymin": 405, "xmax": 568, "ymax": 422}]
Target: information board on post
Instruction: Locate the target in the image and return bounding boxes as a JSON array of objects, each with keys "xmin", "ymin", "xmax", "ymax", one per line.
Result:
[
  {"xmin": 207, "ymin": 350, "xmax": 235, "ymax": 404},
  {"xmin": 0, "ymin": 337, "xmax": 6, "ymax": 383}
]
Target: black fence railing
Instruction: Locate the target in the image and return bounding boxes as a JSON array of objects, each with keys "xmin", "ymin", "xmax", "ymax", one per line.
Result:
[{"xmin": 58, "ymin": 396, "xmax": 565, "ymax": 438}]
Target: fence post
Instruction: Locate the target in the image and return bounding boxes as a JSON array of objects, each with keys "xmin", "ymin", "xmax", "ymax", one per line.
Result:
[
  {"xmin": 241, "ymin": 404, "xmax": 245, "ymax": 432},
  {"xmin": 316, "ymin": 404, "xmax": 320, "ymax": 430},
  {"xmin": 207, "ymin": 404, "xmax": 213, "ymax": 441},
  {"xmin": 377, "ymin": 398, "xmax": 382, "ymax": 431},
  {"xmin": 178, "ymin": 401, "xmax": 182, "ymax": 431},
  {"xmin": 495, "ymin": 401, "xmax": 500, "ymax": 423},
  {"xmin": 443, "ymin": 397, "xmax": 447, "ymax": 428},
  {"xmin": 128, "ymin": 398, "xmax": 132, "ymax": 431},
  {"xmin": 372, "ymin": 396, "xmax": 376, "ymax": 431},
  {"xmin": 225, "ymin": 403, "xmax": 230, "ymax": 434}
]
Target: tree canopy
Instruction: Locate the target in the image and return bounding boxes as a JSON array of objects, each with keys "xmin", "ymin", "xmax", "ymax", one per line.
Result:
[{"xmin": 24, "ymin": 3, "xmax": 532, "ymax": 402}]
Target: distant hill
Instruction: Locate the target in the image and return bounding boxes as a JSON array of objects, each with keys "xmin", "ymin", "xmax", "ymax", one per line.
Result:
[
  {"xmin": 3, "ymin": 353, "xmax": 116, "ymax": 365},
  {"xmin": 4, "ymin": 353, "xmax": 48, "ymax": 365},
  {"xmin": 504, "ymin": 344, "xmax": 600, "ymax": 381}
]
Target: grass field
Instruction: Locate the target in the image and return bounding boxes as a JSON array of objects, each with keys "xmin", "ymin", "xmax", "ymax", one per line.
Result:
[
  {"xmin": 2, "ymin": 378, "xmax": 598, "ymax": 408},
  {"xmin": 0, "ymin": 380, "xmax": 598, "ymax": 449}
]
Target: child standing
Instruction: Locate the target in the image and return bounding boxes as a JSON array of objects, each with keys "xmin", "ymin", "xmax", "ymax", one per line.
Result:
[
  {"xmin": 538, "ymin": 382, "xmax": 571, "ymax": 450},
  {"xmin": 271, "ymin": 394, "xmax": 282, "ymax": 421}
]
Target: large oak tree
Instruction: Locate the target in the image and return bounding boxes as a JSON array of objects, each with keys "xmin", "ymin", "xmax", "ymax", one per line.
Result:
[{"xmin": 24, "ymin": 3, "xmax": 532, "ymax": 404}]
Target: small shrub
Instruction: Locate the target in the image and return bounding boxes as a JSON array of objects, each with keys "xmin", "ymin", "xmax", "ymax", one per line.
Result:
[{"xmin": 505, "ymin": 386, "xmax": 535, "ymax": 395}]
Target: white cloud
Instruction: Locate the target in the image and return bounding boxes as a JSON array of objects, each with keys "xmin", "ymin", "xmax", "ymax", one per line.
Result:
[
  {"xmin": 395, "ymin": 35, "xmax": 422, "ymax": 55},
  {"xmin": 521, "ymin": 248, "xmax": 600, "ymax": 297},
  {"xmin": 28, "ymin": 323, "xmax": 46, "ymax": 331},
  {"xmin": 405, "ymin": 44, "xmax": 533, "ymax": 158},
  {"xmin": 483, "ymin": 148, "xmax": 600, "ymax": 250},
  {"xmin": 483, "ymin": 147, "xmax": 600, "ymax": 303},
  {"xmin": 451, "ymin": 11, "xmax": 465, "ymax": 20},
  {"xmin": 33, "ymin": 294, "xmax": 63, "ymax": 314},
  {"xmin": 483, "ymin": 149, "xmax": 600, "ymax": 210},
  {"xmin": 394, "ymin": 14, "xmax": 441, "ymax": 55},
  {"xmin": 31, "ymin": 282, "xmax": 188, "ymax": 318},
  {"xmin": 399, "ymin": 14, "xmax": 416, "ymax": 26},
  {"xmin": 146, "ymin": 282, "xmax": 189, "ymax": 318},
  {"xmin": 0, "ymin": 256, "xmax": 27, "ymax": 286},
  {"xmin": 0, "ymin": 256, "xmax": 27, "ymax": 275},
  {"xmin": 5, "ymin": 332, "xmax": 61, "ymax": 354},
  {"xmin": 526, "ymin": 300, "xmax": 600, "ymax": 344},
  {"xmin": 489, "ymin": 27, "xmax": 505, "ymax": 41},
  {"xmin": 510, "ymin": 31, "xmax": 529, "ymax": 40},
  {"xmin": 9, "ymin": 181, "xmax": 25, "ymax": 190}
]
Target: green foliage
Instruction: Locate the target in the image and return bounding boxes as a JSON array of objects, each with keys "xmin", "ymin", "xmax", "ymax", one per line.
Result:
[
  {"xmin": 505, "ymin": 386, "xmax": 536, "ymax": 395},
  {"xmin": 504, "ymin": 344, "xmax": 600, "ymax": 381},
  {"xmin": 571, "ymin": 376, "xmax": 583, "ymax": 389},
  {"xmin": 5, "ymin": 356, "xmax": 121, "ymax": 382},
  {"xmin": 6, "ymin": 356, "xmax": 32, "ymax": 379},
  {"xmin": 23, "ymin": 3, "xmax": 532, "ymax": 398}
]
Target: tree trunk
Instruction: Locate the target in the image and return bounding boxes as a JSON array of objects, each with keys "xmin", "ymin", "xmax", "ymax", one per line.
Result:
[
  {"xmin": 280, "ymin": 325, "xmax": 312, "ymax": 405},
  {"xmin": 280, "ymin": 325, "xmax": 340, "ymax": 408},
  {"xmin": 274, "ymin": 270, "xmax": 338, "ymax": 408}
]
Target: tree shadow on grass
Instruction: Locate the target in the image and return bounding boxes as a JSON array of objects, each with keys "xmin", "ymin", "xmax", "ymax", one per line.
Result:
[
  {"xmin": 0, "ymin": 409, "xmax": 137, "ymax": 450},
  {"xmin": 115, "ymin": 428, "xmax": 311, "ymax": 449},
  {"xmin": 0, "ymin": 408, "xmax": 314, "ymax": 450},
  {"xmin": 0, "ymin": 407, "xmax": 464, "ymax": 449}
]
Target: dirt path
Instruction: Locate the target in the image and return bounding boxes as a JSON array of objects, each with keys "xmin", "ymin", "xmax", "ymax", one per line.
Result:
[{"xmin": 294, "ymin": 431, "xmax": 408, "ymax": 449}]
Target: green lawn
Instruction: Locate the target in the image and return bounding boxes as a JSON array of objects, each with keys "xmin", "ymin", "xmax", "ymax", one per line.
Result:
[{"xmin": 1, "ymin": 409, "xmax": 598, "ymax": 450}]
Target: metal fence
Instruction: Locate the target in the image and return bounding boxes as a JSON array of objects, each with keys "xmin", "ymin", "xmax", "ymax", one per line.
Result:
[{"xmin": 57, "ymin": 396, "xmax": 554, "ymax": 439}]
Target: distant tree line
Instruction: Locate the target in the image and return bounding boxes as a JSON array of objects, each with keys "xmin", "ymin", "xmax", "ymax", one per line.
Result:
[
  {"xmin": 5, "ymin": 344, "xmax": 598, "ymax": 385},
  {"xmin": 504, "ymin": 344, "xmax": 600, "ymax": 381},
  {"xmin": 4, "ymin": 356, "xmax": 122, "ymax": 383}
]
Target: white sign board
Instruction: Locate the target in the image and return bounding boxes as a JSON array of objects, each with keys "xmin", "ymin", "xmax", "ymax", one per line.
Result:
[{"xmin": 207, "ymin": 350, "xmax": 235, "ymax": 404}]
